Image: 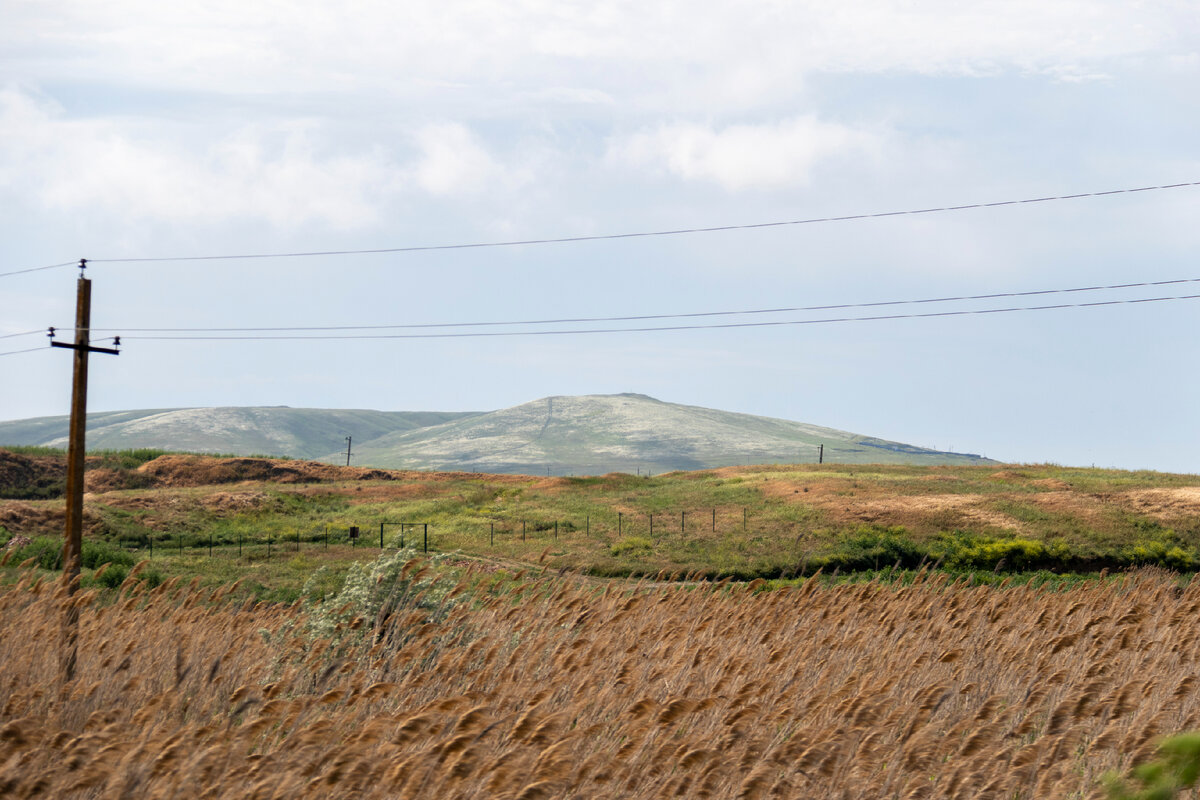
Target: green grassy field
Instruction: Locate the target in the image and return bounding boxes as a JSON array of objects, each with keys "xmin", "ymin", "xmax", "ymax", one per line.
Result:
[{"xmin": 3, "ymin": 455, "xmax": 1199, "ymax": 600}]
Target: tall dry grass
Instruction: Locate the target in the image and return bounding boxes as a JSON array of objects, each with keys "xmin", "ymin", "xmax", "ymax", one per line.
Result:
[{"xmin": 2, "ymin": 564, "xmax": 1198, "ymax": 798}]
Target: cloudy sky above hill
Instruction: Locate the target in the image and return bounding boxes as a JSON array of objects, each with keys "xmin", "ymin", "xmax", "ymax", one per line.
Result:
[{"xmin": 2, "ymin": 1, "xmax": 1198, "ymax": 471}]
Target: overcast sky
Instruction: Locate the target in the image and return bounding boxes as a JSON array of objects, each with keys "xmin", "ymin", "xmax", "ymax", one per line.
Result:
[{"xmin": 2, "ymin": 1, "xmax": 1198, "ymax": 472}]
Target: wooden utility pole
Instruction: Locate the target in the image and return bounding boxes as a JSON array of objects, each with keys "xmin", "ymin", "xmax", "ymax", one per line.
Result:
[
  {"xmin": 50, "ymin": 261, "xmax": 119, "ymax": 683},
  {"xmin": 345, "ymin": 435, "xmax": 352, "ymax": 466}
]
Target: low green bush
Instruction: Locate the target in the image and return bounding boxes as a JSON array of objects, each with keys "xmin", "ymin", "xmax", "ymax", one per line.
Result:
[
  {"xmin": 610, "ymin": 536, "xmax": 654, "ymax": 557},
  {"xmin": 1106, "ymin": 731, "xmax": 1200, "ymax": 799}
]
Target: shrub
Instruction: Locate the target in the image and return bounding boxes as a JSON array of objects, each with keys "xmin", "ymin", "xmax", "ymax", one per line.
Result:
[
  {"xmin": 1105, "ymin": 732, "xmax": 1200, "ymax": 799},
  {"xmin": 610, "ymin": 536, "xmax": 654, "ymax": 557}
]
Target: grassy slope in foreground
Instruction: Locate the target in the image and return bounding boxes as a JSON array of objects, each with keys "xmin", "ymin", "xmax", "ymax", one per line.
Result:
[{"xmin": 3, "ymin": 455, "xmax": 1199, "ymax": 592}]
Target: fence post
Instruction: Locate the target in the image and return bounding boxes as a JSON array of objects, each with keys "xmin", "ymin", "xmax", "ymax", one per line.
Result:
[
  {"xmin": 423, "ymin": 523, "xmax": 428, "ymax": 554},
  {"xmin": 712, "ymin": 508, "xmax": 716, "ymax": 532},
  {"xmin": 380, "ymin": 522, "xmax": 384, "ymax": 549},
  {"xmin": 586, "ymin": 515, "xmax": 589, "ymax": 536},
  {"xmin": 743, "ymin": 508, "xmax": 747, "ymax": 532},
  {"xmin": 522, "ymin": 520, "xmax": 526, "ymax": 542},
  {"xmin": 682, "ymin": 511, "xmax": 685, "ymax": 533},
  {"xmin": 149, "ymin": 535, "xmax": 153, "ymax": 559},
  {"xmin": 208, "ymin": 533, "xmax": 213, "ymax": 558},
  {"xmin": 555, "ymin": 520, "xmax": 558, "ymax": 541},
  {"xmin": 490, "ymin": 522, "xmax": 494, "ymax": 546},
  {"xmin": 618, "ymin": 512, "xmax": 622, "ymax": 536},
  {"xmin": 650, "ymin": 513, "xmax": 654, "ymax": 537}
]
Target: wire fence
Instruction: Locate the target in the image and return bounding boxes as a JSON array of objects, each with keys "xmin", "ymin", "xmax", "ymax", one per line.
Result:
[{"xmin": 92, "ymin": 507, "xmax": 768, "ymax": 562}]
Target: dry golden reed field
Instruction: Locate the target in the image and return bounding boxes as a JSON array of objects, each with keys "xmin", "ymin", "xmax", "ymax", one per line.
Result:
[{"xmin": 2, "ymin": 561, "xmax": 1199, "ymax": 799}]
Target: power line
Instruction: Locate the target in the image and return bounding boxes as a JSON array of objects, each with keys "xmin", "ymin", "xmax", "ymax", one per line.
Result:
[
  {"xmin": 0, "ymin": 346, "xmax": 47, "ymax": 358},
  {"xmin": 71, "ymin": 179, "xmax": 1200, "ymax": 265},
  {"xmin": 0, "ymin": 261, "xmax": 77, "ymax": 279},
  {"xmin": 118, "ymin": 292, "xmax": 1200, "ymax": 341},
  {"xmin": 0, "ymin": 329, "xmax": 47, "ymax": 340},
  {"xmin": 86, "ymin": 276, "xmax": 1200, "ymax": 334}
]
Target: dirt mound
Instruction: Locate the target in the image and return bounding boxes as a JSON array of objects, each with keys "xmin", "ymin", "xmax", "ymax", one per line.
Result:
[
  {"xmin": 0, "ymin": 450, "xmax": 66, "ymax": 498},
  {"xmin": 135, "ymin": 455, "xmax": 402, "ymax": 487},
  {"xmin": 0, "ymin": 501, "xmax": 102, "ymax": 536}
]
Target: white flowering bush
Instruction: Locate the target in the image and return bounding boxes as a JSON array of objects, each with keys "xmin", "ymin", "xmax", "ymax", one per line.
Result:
[{"xmin": 303, "ymin": 548, "xmax": 461, "ymax": 644}]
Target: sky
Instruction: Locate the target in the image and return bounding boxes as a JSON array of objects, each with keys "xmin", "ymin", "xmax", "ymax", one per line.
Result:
[{"xmin": 1, "ymin": 1, "xmax": 1198, "ymax": 473}]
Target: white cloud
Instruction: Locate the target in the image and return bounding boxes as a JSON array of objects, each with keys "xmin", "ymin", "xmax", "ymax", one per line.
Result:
[
  {"xmin": 0, "ymin": 87, "xmax": 524, "ymax": 229},
  {"xmin": 409, "ymin": 123, "xmax": 505, "ymax": 197},
  {"xmin": 608, "ymin": 116, "xmax": 882, "ymax": 191},
  {"xmin": 1, "ymin": 1, "xmax": 1190, "ymax": 113}
]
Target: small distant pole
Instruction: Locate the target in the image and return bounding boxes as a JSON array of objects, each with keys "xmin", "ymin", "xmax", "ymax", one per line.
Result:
[
  {"xmin": 554, "ymin": 520, "xmax": 558, "ymax": 541},
  {"xmin": 490, "ymin": 522, "xmax": 494, "ymax": 546},
  {"xmin": 681, "ymin": 511, "xmax": 685, "ymax": 533},
  {"xmin": 345, "ymin": 436, "xmax": 352, "ymax": 466},
  {"xmin": 618, "ymin": 512, "xmax": 623, "ymax": 536},
  {"xmin": 586, "ymin": 515, "xmax": 589, "ymax": 536},
  {"xmin": 712, "ymin": 508, "xmax": 716, "ymax": 532},
  {"xmin": 380, "ymin": 522, "xmax": 384, "ymax": 549},
  {"xmin": 818, "ymin": 444, "xmax": 824, "ymax": 464},
  {"xmin": 743, "ymin": 508, "xmax": 747, "ymax": 532},
  {"xmin": 423, "ymin": 523, "xmax": 428, "ymax": 554},
  {"xmin": 522, "ymin": 520, "xmax": 526, "ymax": 542}
]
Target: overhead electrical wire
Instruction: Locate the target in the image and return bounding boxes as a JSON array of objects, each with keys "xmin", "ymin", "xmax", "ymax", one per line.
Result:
[
  {"xmin": 0, "ymin": 346, "xmax": 48, "ymax": 358},
  {"xmin": 115, "ymin": 293, "xmax": 1200, "ymax": 342},
  {"xmin": 85, "ymin": 276, "xmax": 1200, "ymax": 334},
  {"xmin": 0, "ymin": 179, "xmax": 1191, "ymax": 275},
  {"xmin": 0, "ymin": 261, "xmax": 77, "ymax": 279}
]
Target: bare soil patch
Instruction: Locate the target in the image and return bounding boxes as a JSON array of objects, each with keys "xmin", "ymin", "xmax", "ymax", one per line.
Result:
[{"xmin": 1120, "ymin": 487, "xmax": 1200, "ymax": 520}]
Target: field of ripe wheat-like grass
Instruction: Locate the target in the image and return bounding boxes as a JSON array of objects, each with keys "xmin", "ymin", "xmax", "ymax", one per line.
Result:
[{"xmin": 1, "ymin": 560, "xmax": 1198, "ymax": 799}]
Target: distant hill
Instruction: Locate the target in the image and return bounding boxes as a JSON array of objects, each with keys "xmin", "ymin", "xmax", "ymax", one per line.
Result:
[
  {"xmin": 0, "ymin": 395, "xmax": 993, "ymax": 473},
  {"xmin": 0, "ymin": 407, "xmax": 479, "ymax": 460},
  {"xmin": 342, "ymin": 394, "xmax": 992, "ymax": 472}
]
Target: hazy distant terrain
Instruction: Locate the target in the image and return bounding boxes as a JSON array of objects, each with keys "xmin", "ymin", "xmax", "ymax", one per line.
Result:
[
  {"xmin": 0, "ymin": 407, "xmax": 478, "ymax": 460},
  {"xmin": 348, "ymin": 394, "xmax": 991, "ymax": 472},
  {"xmin": 0, "ymin": 394, "xmax": 991, "ymax": 472}
]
